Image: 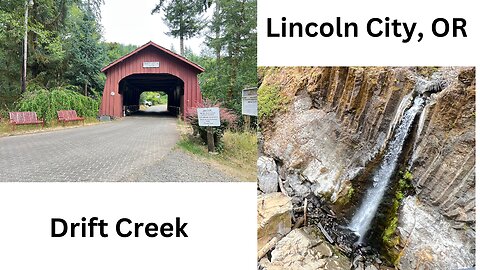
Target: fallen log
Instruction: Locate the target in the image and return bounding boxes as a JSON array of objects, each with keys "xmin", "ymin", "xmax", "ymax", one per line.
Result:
[
  {"xmin": 293, "ymin": 216, "xmax": 305, "ymax": 229},
  {"xmin": 257, "ymin": 236, "xmax": 278, "ymax": 261},
  {"xmin": 278, "ymin": 177, "xmax": 288, "ymax": 196},
  {"xmin": 317, "ymin": 222, "xmax": 334, "ymax": 244},
  {"xmin": 303, "ymin": 198, "xmax": 308, "ymax": 226}
]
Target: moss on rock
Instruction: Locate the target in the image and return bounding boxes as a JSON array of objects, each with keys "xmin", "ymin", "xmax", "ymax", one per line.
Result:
[
  {"xmin": 381, "ymin": 169, "xmax": 414, "ymax": 266},
  {"xmin": 258, "ymin": 84, "xmax": 288, "ymax": 121}
]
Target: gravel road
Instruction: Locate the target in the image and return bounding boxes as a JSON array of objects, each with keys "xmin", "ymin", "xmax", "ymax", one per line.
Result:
[{"xmin": 0, "ymin": 105, "xmax": 242, "ymax": 182}]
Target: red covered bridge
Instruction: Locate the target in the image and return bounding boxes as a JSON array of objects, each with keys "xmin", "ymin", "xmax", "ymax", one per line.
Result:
[{"xmin": 99, "ymin": 41, "xmax": 204, "ymax": 118}]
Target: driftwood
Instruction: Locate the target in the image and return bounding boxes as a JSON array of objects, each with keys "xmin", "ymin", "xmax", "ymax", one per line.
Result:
[
  {"xmin": 292, "ymin": 199, "xmax": 308, "ymax": 229},
  {"xmin": 317, "ymin": 222, "xmax": 334, "ymax": 244},
  {"xmin": 278, "ymin": 177, "xmax": 288, "ymax": 196},
  {"xmin": 293, "ymin": 206, "xmax": 304, "ymax": 213},
  {"xmin": 293, "ymin": 216, "xmax": 305, "ymax": 229},
  {"xmin": 303, "ymin": 198, "xmax": 308, "ymax": 226},
  {"xmin": 257, "ymin": 236, "xmax": 278, "ymax": 261}
]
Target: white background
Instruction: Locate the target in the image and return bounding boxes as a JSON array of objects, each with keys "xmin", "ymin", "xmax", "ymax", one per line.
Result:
[
  {"xmin": 258, "ymin": 0, "xmax": 479, "ymax": 66},
  {"xmin": 1, "ymin": 1, "xmax": 479, "ymax": 269},
  {"xmin": 0, "ymin": 183, "xmax": 257, "ymax": 270}
]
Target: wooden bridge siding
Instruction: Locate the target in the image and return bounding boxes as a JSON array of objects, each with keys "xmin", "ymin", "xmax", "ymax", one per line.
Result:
[{"xmin": 100, "ymin": 46, "xmax": 202, "ymax": 117}]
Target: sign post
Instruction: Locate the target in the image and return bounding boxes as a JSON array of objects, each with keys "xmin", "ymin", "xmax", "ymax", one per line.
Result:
[
  {"xmin": 206, "ymin": 127, "xmax": 215, "ymax": 153},
  {"xmin": 197, "ymin": 107, "xmax": 221, "ymax": 153},
  {"xmin": 241, "ymin": 87, "xmax": 258, "ymax": 130}
]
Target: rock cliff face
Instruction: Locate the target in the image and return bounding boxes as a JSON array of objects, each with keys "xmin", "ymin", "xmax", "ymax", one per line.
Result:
[{"xmin": 258, "ymin": 67, "xmax": 475, "ymax": 269}]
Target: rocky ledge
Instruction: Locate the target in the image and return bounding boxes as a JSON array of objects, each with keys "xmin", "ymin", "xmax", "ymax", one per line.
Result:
[{"xmin": 257, "ymin": 67, "xmax": 475, "ymax": 269}]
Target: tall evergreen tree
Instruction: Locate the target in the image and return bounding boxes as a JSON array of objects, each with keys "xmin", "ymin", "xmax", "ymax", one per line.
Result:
[
  {"xmin": 202, "ymin": 0, "xmax": 256, "ymax": 111},
  {"xmin": 151, "ymin": 0, "xmax": 205, "ymax": 55},
  {"xmin": 63, "ymin": 3, "xmax": 105, "ymax": 95},
  {"xmin": 0, "ymin": 0, "xmax": 25, "ymax": 106}
]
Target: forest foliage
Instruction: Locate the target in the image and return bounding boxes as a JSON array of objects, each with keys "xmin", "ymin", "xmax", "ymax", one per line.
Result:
[
  {"xmin": 17, "ymin": 87, "xmax": 100, "ymax": 122},
  {"xmin": 154, "ymin": 0, "xmax": 257, "ymax": 114},
  {"xmin": 0, "ymin": 0, "xmax": 256, "ymax": 120}
]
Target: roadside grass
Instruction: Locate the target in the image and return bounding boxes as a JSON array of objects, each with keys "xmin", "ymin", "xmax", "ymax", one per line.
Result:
[
  {"xmin": 177, "ymin": 124, "xmax": 257, "ymax": 181},
  {"xmin": 0, "ymin": 117, "xmax": 100, "ymax": 137},
  {"xmin": 177, "ymin": 138, "xmax": 207, "ymax": 156}
]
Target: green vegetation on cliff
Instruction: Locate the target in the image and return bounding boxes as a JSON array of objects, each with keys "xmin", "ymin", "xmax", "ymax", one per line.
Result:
[
  {"xmin": 382, "ymin": 170, "xmax": 414, "ymax": 265},
  {"xmin": 258, "ymin": 84, "xmax": 287, "ymax": 121}
]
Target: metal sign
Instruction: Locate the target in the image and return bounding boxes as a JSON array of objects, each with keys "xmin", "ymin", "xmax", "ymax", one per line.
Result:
[
  {"xmin": 143, "ymin": 62, "xmax": 160, "ymax": 68},
  {"xmin": 242, "ymin": 87, "xmax": 258, "ymax": 116},
  {"xmin": 197, "ymin": 107, "xmax": 221, "ymax": 127}
]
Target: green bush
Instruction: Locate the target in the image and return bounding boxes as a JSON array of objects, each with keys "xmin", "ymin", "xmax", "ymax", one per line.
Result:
[
  {"xmin": 16, "ymin": 87, "xmax": 100, "ymax": 122},
  {"xmin": 185, "ymin": 100, "xmax": 238, "ymax": 151},
  {"xmin": 140, "ymin": 92, "xmax": 167, "ymax": 105},
  {"xmin": 258, "ymin": 84, "xmax": 286, "ymax": 121}
]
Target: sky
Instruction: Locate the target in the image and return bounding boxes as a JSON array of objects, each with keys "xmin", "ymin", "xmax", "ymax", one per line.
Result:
[{"xmin": 100, "ymin": 0, "xmax": 208, "ymax": 54}]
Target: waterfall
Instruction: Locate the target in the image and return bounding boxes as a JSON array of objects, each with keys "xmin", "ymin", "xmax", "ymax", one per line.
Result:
[{"xmin": 349, "ymin": 95, "xmax": 425, "ymax": 242}]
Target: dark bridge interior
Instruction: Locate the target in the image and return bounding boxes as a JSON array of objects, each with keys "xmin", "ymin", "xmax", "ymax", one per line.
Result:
[{"xmin": 119, "ymin": 73, "xmax": 184, "ymax": 116}]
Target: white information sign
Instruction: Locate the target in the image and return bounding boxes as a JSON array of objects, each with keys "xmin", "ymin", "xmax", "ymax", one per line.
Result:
[
  {"xmin": 241, "ymin": 88, "xmax": 258, "ymax": 116},
  {"xmin": 197, "ymin": 107, "xmax": 221, "ymax": 127},
  {"xmin": 142, "ymin": 62, "xmax": 160, "ymax": 68}
]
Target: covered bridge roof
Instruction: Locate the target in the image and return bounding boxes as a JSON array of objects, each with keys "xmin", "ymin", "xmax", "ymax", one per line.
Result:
[{"xmin": 101, "ymin": 41, "xmax": 205, "ymax": 73}]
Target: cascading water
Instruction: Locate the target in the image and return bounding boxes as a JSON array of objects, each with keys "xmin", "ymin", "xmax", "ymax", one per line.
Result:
[{"xmin": 349, "ymin": 94, "xmax": 426, "ymax": 242}]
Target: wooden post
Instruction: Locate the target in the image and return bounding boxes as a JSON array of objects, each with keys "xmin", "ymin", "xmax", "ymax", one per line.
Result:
[
  {"xmin": 207, "ymin": 127, "xmax": 215, "ymax": 152},
  {"xmin": 244, "ymin": 115, "xmax": 251, "ymax": 131}
]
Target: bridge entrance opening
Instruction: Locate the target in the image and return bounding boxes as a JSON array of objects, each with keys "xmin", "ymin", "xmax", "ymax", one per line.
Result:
[{"xmin": 119, "ymin": 73, "xmax": 184, "ymax": 116}]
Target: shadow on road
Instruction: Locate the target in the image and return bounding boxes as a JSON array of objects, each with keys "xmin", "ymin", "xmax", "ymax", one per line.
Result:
[
  {"xmin": 127, "ymin": 105, "xmax": 177, "ymax": 118},
  {"xmin": 131, "ymin": 110, "xmax": 176, "ymax": 118}
]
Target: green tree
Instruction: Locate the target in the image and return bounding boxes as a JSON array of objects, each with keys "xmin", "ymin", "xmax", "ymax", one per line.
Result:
[
  {"xmin": 0, "ymin": 0, "xmax": 30, "ymax": 107},
  {"xmin": 103, "ymin": 42, "xmax": 137, "ymax": 65},
  {"xmin": 63, "ymin": 3, "xmax": 105, "ymax": 95},
  {"xmin": 201, "ymin": 0, "xmax": 257, "ymax": 113},
  {"xmin": 151, "ymin": 0, "xmax": 205, "ymax": 55},
  {"xmin": 0, "ymin": 0, "xmax": 107, "ymax": 107}
]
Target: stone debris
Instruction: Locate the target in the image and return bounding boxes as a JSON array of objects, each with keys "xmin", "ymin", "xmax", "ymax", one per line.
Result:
[
  {"xmin": 259, "ymin": 67, "xmax": 475, "ymax": 269},
  {"xmin": 257, "ymin": 193, "xmax": 292, "ymax": 255},
  {"xmin": 258, "ymin": 156, "xmax": 280, "ymax": 193},
  {"xmin": 397, "ymin": 196, "xmax": 475, "ymax": 270},
  {"xmin": 261, "ymin": 227, "xmax": 351, "ymax": 270},
  {"xmin": 302, "ymin": 158, "xmax": 337, "ymax": 200}
]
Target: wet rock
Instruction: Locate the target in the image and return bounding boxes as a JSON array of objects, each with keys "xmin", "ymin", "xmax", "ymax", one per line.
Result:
[
  {"xmin": 316, "ymin": 242, "xmax": 333, "ymax": 257},
  {"xmin": 293, "ymin": 91, "xmax": 313, "ymax": 112},
  {"xmin": 285, "ymin": 171, "xmax": 312, "ymax": 199},
  {"xmin": 415, "ymin": 79, "xmax": 446, "ymax": 95},
  {"xmin": 263, "ymin": 227, "xmax": 350, "ymax": 270},
  {"xmin": 364, "ymin": 264, "xmax": 379, "ymax": 270},
  {"xmin": 257, "ymin": 193, "xmax": 293, "ymax": 255},
  {"xmin": 259, "ymin": 67, "xmax": 475, "ymax": 268},
  {"xmin": 354, "ymin": 261, "xmax": 364, "ymax": 270},
  {"xmin": 258, "ymin": 156, "xmax": 280, "ymax": 193},
  {"xmin": 323, "ymin": 259, "xmax": 351, "ymax": 270},
  {"xmin": 457, "ymin": 68, "xmax": 475, "ymax": 86},
  {"xmin": 261, "ymin": 67, "xmax": 419, "ymax": 203},
  {"xmin": 258, "ymin": 257, "xmax": 270, "ymax": 270},
  {"xmin": 353, "ymin": 261, "xmax": 380, "ymax": 270},
  {"xmin": 302, "ymin": 159, "xmax": 337, "ymax": 200},
  {"xmin": 406, "ymin": 67, "xmax": 475, "ymax": 266},
  {"xmin": 397, "ymin": 196, "xmax": 475, "ymax": 269}
]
